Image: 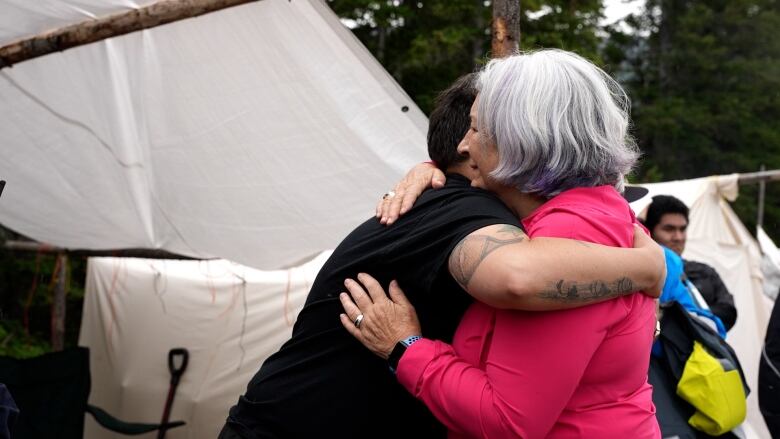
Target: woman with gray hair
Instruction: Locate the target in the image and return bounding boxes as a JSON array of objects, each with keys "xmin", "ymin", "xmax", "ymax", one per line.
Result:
[{"xmin": 340, "ymin": 49, "xmax": 660, "ymax": 438}]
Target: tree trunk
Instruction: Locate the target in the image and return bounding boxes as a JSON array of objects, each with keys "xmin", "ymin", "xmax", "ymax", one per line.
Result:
[
  {"xmin": 491, "ymin": 0, "xmax": 521, "ymax": 58},
  {"xmin": 473, "ymin": 0, "xmax": 487, "ymax": 62},
  {"xmin": 0, "ymin": 0, "xmax": 259, "ymax": 69},
  {"xmin": 377, "ymin": 24, "xmax": 387, "ymax": 65},
  {"xmin": 51, "ymin": 253, "xmax": 67, "ymax": 351}
]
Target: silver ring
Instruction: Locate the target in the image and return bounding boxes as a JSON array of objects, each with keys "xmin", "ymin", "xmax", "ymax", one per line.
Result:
[
  {"xmin": 354, "ymin": 314, "xmax": 364, "ymax": 328},
  {"xmin": 383, "ymin": 190, "xmax": 396, "ymax": 200}
]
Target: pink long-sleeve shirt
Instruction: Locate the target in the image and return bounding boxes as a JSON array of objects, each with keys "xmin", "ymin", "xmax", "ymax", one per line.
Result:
[{"xmin": 397, "ymin": 186, "xmax": 660, "ymax": 438}]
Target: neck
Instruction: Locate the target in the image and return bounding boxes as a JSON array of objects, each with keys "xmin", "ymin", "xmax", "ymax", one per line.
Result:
[
  {"xmin": 495, "ymin": 187, "xmax": 546, "ymax": 219},
  {"xmin": 445, "ymin": 162, "xmax": 478, "ymax": 180}
]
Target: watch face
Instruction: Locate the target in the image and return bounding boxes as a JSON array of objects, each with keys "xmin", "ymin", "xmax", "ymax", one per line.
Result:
[{"xmin": 388, "ymin": 341, "xmax": 408, "ymax": 373}]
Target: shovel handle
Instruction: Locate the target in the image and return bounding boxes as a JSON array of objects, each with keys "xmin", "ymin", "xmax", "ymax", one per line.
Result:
[
  {"xmin": 158, "ymin": 348, "xmax": 189, "ymax": 439},
  {"xmin": 168, "ymin": 348, "xmax": 189, "ymax": 384}
]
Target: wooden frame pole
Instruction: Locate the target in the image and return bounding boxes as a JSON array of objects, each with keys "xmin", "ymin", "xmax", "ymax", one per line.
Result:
[
  {"xmin": 492, "ymin": 0, "xmax": 520, "ymax": 58},
  {"xmin": 757, "ymin": 165, "xmax": 767, "ymax": 229},
  {"xmin": 0, "ymin": 0, "xmax": 259, "ymax": 69},
  {"xmin": 736, "ymin": 169, "xmax": 780, "ymax": 185}
]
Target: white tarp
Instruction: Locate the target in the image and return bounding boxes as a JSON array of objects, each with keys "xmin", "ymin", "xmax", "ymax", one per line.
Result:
[
  {"xmin": 758, "ymin": 226, "xmax": 780, "ymax": 300},
  {"xmin": 79, "ymin": 254, "xmax": 329, "ymax": 439},
  {"xmin": 631, "ymin": 175, "xmax": 772, "ymax": 438},
  {"xmin": 0, "ymin": 0, "xmax": 428, "ymax": 269},
  {"xmin": 80, "ymin": 175, "xmax": 775, "ymax": 439}
]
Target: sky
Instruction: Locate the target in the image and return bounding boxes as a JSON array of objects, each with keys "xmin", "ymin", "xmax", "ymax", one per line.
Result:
[{"xmin": 602, "ymin": 0, "xmax": 645, "ymax": 25}]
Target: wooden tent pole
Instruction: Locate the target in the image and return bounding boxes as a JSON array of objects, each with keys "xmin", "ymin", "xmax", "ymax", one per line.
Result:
[
  {"xmin": 0, "ymin": 0, "xmax": 259, "ymax": 69},
  {"xmin": 492, "ymin": 0, "xmax": 520, "ymax": 58},
  {"xmin": 737, "ymin": 168, "xmax": 780, "ymax": 185},
  {"xmin": 757, "ymin": 165, "xmax": 767, "ymax": 229}
]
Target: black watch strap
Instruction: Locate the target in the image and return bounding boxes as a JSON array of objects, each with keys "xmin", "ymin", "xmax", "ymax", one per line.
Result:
[{"xmin": 388, "ymin": 335, "xmax": 422, "ymax": 374}]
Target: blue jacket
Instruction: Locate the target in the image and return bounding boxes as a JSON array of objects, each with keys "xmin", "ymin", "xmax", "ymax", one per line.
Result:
[{"xmin": 653, "ymin": 247, "xmax": 726, "ymax": 356}]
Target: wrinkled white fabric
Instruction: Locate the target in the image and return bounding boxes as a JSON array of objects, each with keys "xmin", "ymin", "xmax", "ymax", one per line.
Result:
[
  {"xmin": 80, "ymin": 254, "xmax": 329, "ymax": 439},
  {"xmin": 758, "ymin": 226, "xmax": 780, "ymax": 300},
  {"xmin": 0, "ymin": 0, "xmax": 427, "ymax": 269}
]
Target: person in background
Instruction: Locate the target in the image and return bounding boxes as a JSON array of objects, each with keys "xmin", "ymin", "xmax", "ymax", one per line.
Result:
[{"xmin": 644, "ymin": 195, "xmax": 737, "ymax": 330}]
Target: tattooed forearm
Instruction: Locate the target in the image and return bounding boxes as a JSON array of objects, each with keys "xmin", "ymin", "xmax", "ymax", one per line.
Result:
[
  {"xmin": 449, "ymin": 225, "xmax": 528, "ymax": 289},
  {"xmin": 537, "ymin": 277, "xmax": 635, "ymax": 303}
]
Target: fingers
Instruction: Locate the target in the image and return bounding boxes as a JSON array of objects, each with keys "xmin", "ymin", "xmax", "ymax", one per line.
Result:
[
  {"xmin": 355, "ymin": 273, "xmax": 388, "ymax": 303},
  {"xmin": 398, "ymin": 181, "xmax": 425, "ymax": 217},
  {"xmin": 379, "ymin": 182, "xmax": 404, "ymax": 224},
  {"xmin": 385, "ymin": 190, "xmax": 406, "ymax": 224},
  {"xmin": 339, "ymin": 292, "xmax": 362, "ymax": 321},
  {"xmin": 378, "ymin": 163, "xmax": 444, "ymax": 225},
  {"xmin": 339, "ymin": 313, "xmax": 364, "ymax": 340},
  {"xmin": 387, "ymin": 280, "xmax": 411, "ymax": 307},
  {"xmin": 430, "ymin": 168, "xmax": 446, "ymax": 189},
  {"xmin": 344, "ymin": 278, "xmax": 374, "ymax": 310},
  {"xmin": 381, "ymin": 186, "xmax": 405, "ymax": 225}
]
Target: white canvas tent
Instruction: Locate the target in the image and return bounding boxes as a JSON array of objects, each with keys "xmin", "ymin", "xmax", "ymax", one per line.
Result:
[
  {"xmin": 758, "ymin": 226, "xmax": 780, "ymax": 300},
  {"xmin": 79, "ymin": 254, "xmax": 331, "ymax": 439},
  {"xmin": 1, "ymin": 1, "xmax": 776, "ymax": 438},
  {"xmin": 0, "ymin": 0, "xmax": 428, "ymax": 269},
  {"xmin": 78, "ymin": 175, "xmax": 776, "ymax": 439}
]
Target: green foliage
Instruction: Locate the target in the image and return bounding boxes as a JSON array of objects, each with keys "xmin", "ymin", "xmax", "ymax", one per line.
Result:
[
  {"xmin": 0, "ymin": 319, "xmax": 50, "ymax": 359},
  {"xmin": 605, "ymin": 0, "xmax": 780, "ymax": 241},
  {"xmin": 328, "ymin": 0, "xmax": 605, "ymax": 113},
  {"xmin": 330, "ymin": 1, "xmax": 780, "ymax": 242},
  {"xmin": 0, "ymin": 235, "xmax": 87, "ymax": 359},
  {"xmin": 520, "ymin": 0, "xmax": 604, "ymax": 61}
]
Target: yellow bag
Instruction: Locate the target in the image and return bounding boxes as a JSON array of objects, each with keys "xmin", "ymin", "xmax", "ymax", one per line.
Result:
[{"xmin": 676, "ymin": 341, "xmax": 747, "ymax": 435}]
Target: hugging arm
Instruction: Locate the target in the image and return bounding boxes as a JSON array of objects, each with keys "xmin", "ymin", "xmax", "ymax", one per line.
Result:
[
  {"xmin": 450, "ymin": 224, "xmax": 665, "ymax": 310},
  {"xmin": 376, "ymin": 162, "xmax": 445, "ymax": 224},
  {"xmin": 338, "ymin": 274, "xmax": 605, "ymax": 438},
  {"xmin": 396, "ymin": 308, "xmax": 605, "ymax": 438}
]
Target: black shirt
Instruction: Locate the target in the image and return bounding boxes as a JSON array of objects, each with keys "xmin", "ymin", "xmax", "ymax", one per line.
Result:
[{"xmin": 226, "ymin": 174, "xmax": 520, "ymax": 439}]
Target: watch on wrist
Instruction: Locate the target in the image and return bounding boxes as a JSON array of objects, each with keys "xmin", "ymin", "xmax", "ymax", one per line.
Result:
[{"xmin": 388, "ymin": 335, "xmax": 422, "ymax": 374}]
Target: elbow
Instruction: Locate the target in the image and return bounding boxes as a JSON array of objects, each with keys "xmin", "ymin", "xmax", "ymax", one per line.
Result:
[{"xmin": 498, "ymin": 267, "xmax": 537, "ymax": 308}]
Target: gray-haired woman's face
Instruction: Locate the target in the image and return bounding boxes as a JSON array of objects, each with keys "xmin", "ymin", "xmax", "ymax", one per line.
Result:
[{"xmin": 457, "ymin": 99, "xmax": 500, "ymax": 191}]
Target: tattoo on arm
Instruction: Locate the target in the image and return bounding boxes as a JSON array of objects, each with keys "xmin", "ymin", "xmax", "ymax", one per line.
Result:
[
  {"xmin": 537, "ymin": 277, "xmax": 635, "ymax": 303},
  {"xmin": 449, "ymin": 225, "xmax": 527, "ymax": 289}
]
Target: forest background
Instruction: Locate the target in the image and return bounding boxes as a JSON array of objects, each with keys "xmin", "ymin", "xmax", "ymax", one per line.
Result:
[{"xmin": 1, "ymin": 0, "xmax": 778, "ymax": 356}]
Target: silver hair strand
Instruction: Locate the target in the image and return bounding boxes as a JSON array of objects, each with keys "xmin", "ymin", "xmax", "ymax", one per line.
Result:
[{"xmin": 476, "ymin": 49, "xmax": 639, "ymax": 197}]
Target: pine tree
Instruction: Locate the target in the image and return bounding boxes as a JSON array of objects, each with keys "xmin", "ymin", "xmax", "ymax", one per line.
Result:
[{"xmin": 605, "ymin": 0, "xmax": 780, "ymax": 239}]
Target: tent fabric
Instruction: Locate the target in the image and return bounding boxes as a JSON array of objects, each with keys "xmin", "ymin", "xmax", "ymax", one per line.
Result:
[
  {"xmin": 0, "ymin": 0, "xmax": 428, "ymax": 269},
  {"xmin": 78, "ymin": 176, "xmax": 776, "ymax": 439},
  {"xmin": 757, "ymin": 226, "xmax": 780, "ymax": 300},
  {"xmin": 632, "ymin": 175, "xmax": 772, "ymax": 438},
  {"xmin": 79, "ymin": 254, "xmax": 331, "ymax": 439}
]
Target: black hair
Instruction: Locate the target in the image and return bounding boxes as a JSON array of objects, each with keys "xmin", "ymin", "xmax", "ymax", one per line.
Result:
[
  {"xmin": 645, "ymin": 195, "xmax": 689, "ymax": 232},
  {"xmin": 427, "ymin": 74, "xmax": 477, "ymax": 170}
]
